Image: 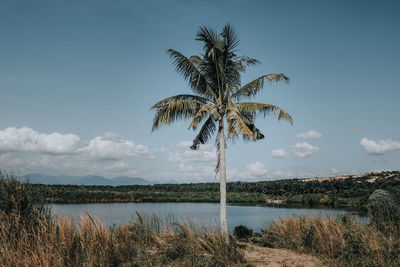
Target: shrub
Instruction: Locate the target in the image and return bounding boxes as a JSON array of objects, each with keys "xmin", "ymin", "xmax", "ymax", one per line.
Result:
[
  {"xmin": 367, "ymin": 189, "xmax": 400, "ymax": 233},
  {"xmin": 233, "ymin": 225, "xmax": 253, "ymax": 240},
  {"xmin": 0, "ymin": 172, "xmax": 49, "ymax": 219},
  {"xmin": 0, "ymin": 171, "xmax": 50, "ymax": 245}
]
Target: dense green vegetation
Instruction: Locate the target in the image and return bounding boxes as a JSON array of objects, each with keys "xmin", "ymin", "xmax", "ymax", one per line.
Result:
[{"xmin": 35, "ymin": 171, "xmax": 400, "ymax": 211}]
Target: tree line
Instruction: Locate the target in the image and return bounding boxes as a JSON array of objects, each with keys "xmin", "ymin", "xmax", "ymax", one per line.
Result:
[{"xmin": 34, "ymin": 171, "xmax": 400, "ymax": 211}]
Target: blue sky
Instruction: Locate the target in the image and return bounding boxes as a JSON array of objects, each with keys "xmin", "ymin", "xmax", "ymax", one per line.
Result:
[{"xmin": 1, "ymin": 0, "xmax": 399, "ymax": 182}]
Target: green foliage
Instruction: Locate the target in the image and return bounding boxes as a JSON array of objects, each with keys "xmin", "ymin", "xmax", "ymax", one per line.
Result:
[
  {"xmin": 0, "ymin": 172, "xmax": 50, "ymax": 237},
  {"xmin": 33, "ymin": 171, "xmax": 400, "ymax": 212},
  {"xmin": 233, "ymin": 225, "xmax": 253, "ymax": 241},
  {"xmin": 367, "ymin": 188, "xmax": 400, "ymax": 233}
]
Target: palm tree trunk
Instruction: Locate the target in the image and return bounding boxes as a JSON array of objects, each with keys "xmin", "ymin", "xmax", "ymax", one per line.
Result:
[{"xmin": 218, "ymin": 120, "xmax": 229, "ymax": 242}]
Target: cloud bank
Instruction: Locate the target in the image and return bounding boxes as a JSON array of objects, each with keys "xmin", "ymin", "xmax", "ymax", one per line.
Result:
[
  {"xmin": 167, "ymin": 143, "xmax": 216, "ymax": 163},
  {"xmin": 0, "ymin": 127, "xmax": 155, "ymax": 178},
  {"xmin": 79, "ymin": 132, "xmax": 153, "ymax": 159},
  {"xmin": 245, "ymin": 161, "xmax": 269, "ymax": 177},
  {"xmin": 0, "ymin": 127, "xmax": 79, "ymax": 154},
  {"xmin": 292, "ymin": 142, "xmax": 319, "ymax": 158},
  {"xmin": 360, "ymin": 138, "xmax": 400, "ymax": 155}
]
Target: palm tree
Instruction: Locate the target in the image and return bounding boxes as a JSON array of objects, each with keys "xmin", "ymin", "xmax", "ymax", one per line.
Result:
[{"xmin": 151, "ymin": 24, "xmax": 293, "ymax": 240}]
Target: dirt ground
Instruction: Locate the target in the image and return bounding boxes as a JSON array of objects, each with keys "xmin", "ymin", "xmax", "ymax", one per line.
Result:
[{"xmin": 242, "ymin": 243, "xmax": 323, "ymax": 267}]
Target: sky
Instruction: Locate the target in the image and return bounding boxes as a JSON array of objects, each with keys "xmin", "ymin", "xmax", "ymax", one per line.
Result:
[{"xmin": 0, "ymin": 0, "xmax": 399, "ymax": 182}]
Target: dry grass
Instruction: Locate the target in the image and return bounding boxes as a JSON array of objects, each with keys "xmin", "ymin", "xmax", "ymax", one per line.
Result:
[
  {"xmin": 242, "ymin": 242, "xmax": 322, "ymax": 267},
  {"xmin": 0, "ymin": 212, "xmax": 245, "ymax": 267},
  {"xmin": 0, "ymin": 173, "xmax": 245, "ymax": 267},
  {"xmin": 259, "ymin": 215, "xmax": 400, "ymax": 266}
]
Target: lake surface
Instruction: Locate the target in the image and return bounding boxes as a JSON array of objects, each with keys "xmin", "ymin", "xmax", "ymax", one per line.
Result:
[{"xmin": 50, "ymin": 202, "xmax": 362, "ymax": 233}]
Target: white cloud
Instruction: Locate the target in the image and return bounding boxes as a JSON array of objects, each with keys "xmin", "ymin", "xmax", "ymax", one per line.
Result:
[
  {"xmin": 360, "ymin": 138, "xmax": 400, "ymax": 155},
  {"xmin": 0, "ymin": 128, "xmax": 156, "ymax": 178},
  {"xmin": 0, "ymin": 127, "xmax": 79, "ymax": 154},
  {"xmin": 78, "ymin": 132, "xmax": 154, "ymax": 159},
  {"xmin": 167, "ymin": 143, "xmax": 216, "ymax": 163},
  {"xmin": 271, "ymin": 149, "xmax": 289, "ymax": 158},
  {"xmin": 151, "ymin": 163, "xmax": 216, "ymax": 182},
  {"xmin": 292, "ymin": 142, "xmax": 319, "ymax": 158},
  {"xmin": 245, "ymin": 161, "xmax": 269, "ymax": 177},
  {"xmin": 178, "ymin": 163, "xmax": 215, "ymax": 176},
  {"xmin": 0, "ymin": 151, "xmax": 145, "ymax": 178},
  {"xmin": 331, "ymin": 168, "xmax": 340, "ymax": 174},
  {"xmin": 295, "ymin": 130, "xmax": 322, "ymax": 139},
  {"xmin": 174, "ymin": 140, "xmax": 193, "ymax": 148}
]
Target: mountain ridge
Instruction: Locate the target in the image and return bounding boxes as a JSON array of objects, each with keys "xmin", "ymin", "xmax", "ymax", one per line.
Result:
[{"xmin": 18, "ymin": 173, "xmax": 155, "ymax": 186}]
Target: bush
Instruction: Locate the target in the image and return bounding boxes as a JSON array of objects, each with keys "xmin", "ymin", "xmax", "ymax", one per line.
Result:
[
  {"xmin": 0, "ymin": 172, "xmax": 50, "ymax": 235},
  {"xmin": 367, "ymin": 189, "xmax": 400, "ymax": 233},
  {"xmin": 233, "ymin": 225, "xmax": 253, "ymax": 240}
]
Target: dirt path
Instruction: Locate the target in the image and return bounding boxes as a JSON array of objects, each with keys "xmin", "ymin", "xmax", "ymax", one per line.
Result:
[{"xmin": 242, "ymin": 243, "xmax": 323, "ymax": 267}]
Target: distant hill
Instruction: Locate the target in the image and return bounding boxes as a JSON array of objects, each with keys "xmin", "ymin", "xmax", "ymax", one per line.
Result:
[{"xmin": 18, "ymin": 173, "xmax": 154, "ymax": 186}]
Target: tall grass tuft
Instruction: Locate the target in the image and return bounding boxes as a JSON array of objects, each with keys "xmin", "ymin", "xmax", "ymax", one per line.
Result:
[{"xmin": 259, "ymin": 214, "xmax": 400, "ymax": 266}]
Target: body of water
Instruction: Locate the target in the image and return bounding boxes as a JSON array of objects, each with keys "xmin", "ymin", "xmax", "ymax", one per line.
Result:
[{"xmin": 50, "ymin": 202, "xmax": 362, "ymax": 233}]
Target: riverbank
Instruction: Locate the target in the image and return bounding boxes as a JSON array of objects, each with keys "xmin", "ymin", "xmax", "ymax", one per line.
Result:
[{"xmin": 33, "ymin": 171, "xmax": 400, "ymax": 212}]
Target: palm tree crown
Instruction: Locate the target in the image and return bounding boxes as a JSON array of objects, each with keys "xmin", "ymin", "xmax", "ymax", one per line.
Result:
[{"xmin": 151, "ymin": 24, "xmax": 293, "ymax": 239}]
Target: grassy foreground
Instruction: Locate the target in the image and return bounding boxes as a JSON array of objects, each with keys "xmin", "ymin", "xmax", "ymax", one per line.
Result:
[
  {"xmin": 2, "ymin": 172, "xmax": 400, "ymax": 266},
  {"xmin": 239, "ymin": 187, "xmax": 400, "ymax": 266},
  {"xmin": 0, "ymin": 173, "xmax": 244, "ymax": 266},
  {"xmin": 0, "ymin": 213, "xmax": 244, "ymax": 266},
  {"xmin": 258, "ymin": 215, "xmax": 400, "ymax": 266}
]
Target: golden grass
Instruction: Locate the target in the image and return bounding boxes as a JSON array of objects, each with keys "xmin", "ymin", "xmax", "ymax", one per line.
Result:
[
  {"xmin": 260, "ymin": 215, "xmax": 400, "ymax": 266},
  {"xmin": 0, "ymin": 212, "xmax": 245, "ymax": 267}
]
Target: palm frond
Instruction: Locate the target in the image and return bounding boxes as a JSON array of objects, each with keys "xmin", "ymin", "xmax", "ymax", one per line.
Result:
[
  {"xmin": 238, "ymin": 102, "xmax": 293, "ymax": 125},
  {"xmin": 167, "ymin": 49, "xmax": 216, "ymax": 98},
  {"xmin": 266, "ymin": 73, "xmax": 289, "ymax": 83},
  {"xmin": 230, "ymin": 73, "xmax": 289, "ymax": 101},
  {"xmin": 188, "ymin": 55, "xmax": 203, "ymax": 66},
  {"xmin": 237, "ymin": 108, "xmax": 265, "ymax": 140},
  {"xmin": 150, "ymin": 94, "xmax": 209, "ymax": 110},
  {"xmin": 189, "ymin": 103, "xmax": 219, "ymax": 130},
  {"xmin": 221, "ymin": 24, "xmax": 239, "ymax": 52},
  {"xmin": 196, "ymin": 26, "xmax": 222, "ymax": 55},
  {"xmin": 239, "ymin": 56, "xmax": 259, "ymax": 66},
  {"xmin": 151, "ymin": 99, "xmax": 203, "ymax": 131},
  {"xmin": 226, "ymin": 100, "xmax": 254, "ymax": 140},
  {"xmin": 190, "ymin": 116, "xmax": 216, "ymax": 150}
]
